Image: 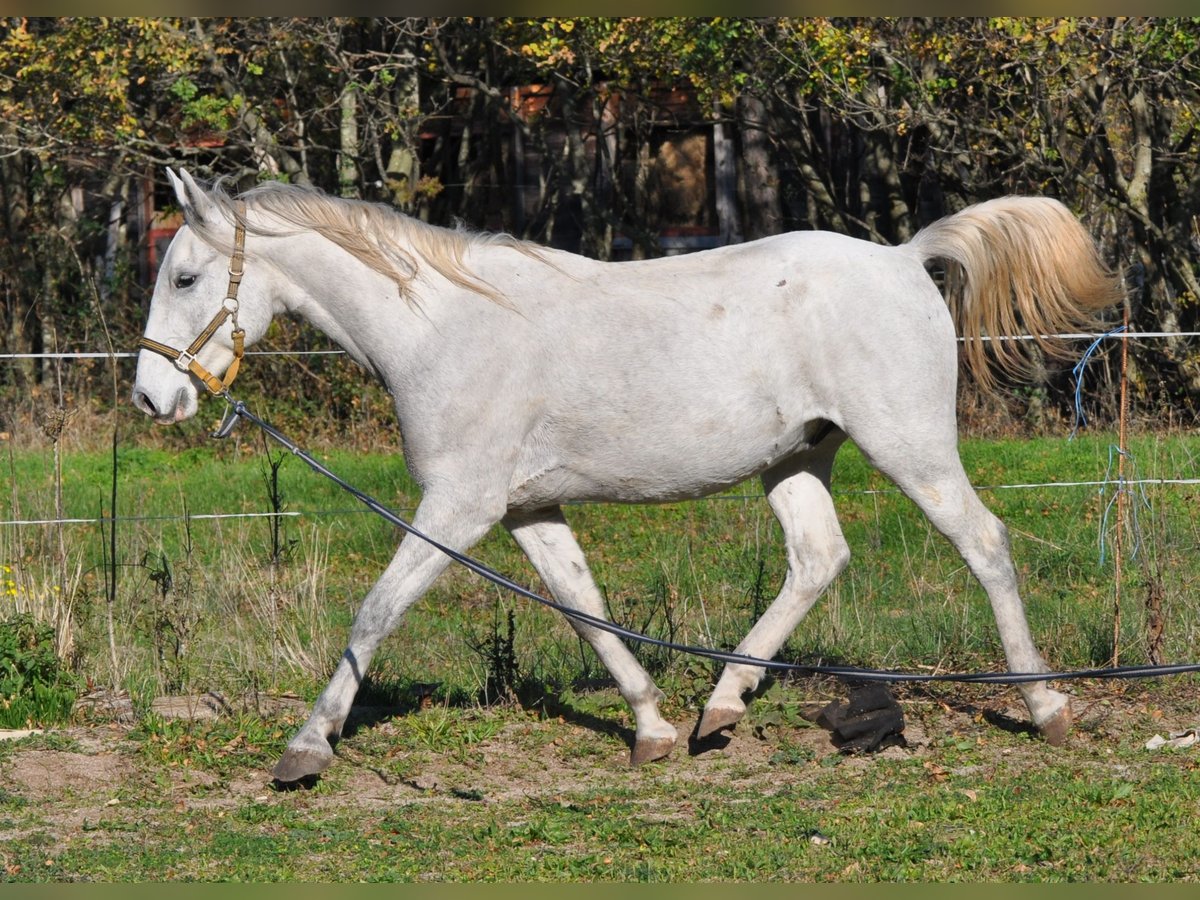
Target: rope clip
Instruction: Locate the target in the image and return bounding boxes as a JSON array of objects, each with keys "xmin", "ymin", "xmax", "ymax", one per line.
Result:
[{"xmin": 212, "ymin": 398, "xmax": 246, "ymax": 439}]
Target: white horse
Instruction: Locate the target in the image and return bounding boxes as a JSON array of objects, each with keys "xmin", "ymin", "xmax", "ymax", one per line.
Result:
[{"xmin": 133, "ymin": 168, "xmax": 1121, "ymax": 782}]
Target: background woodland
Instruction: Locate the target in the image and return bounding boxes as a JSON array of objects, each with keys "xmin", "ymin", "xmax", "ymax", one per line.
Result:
[{"xmin": 4, "ymin": 17, "xmax": 1200, "ymax": 435}]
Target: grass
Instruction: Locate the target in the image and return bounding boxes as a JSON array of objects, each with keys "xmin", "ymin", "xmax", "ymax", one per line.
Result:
[
  {"xmin": 3, "ymin": 689, "xmax": 1200, "ymax": 881},
  {"xmin": 4, "ymin": 419, "xmax": 1200, "ymax": 881},
  {"xmin": 3, "ymin": 425, "xmax": 1200, "ymax": 707},
  {"xmin": 0, "ymin": 614, "xmax": 78, "ymax": 729}
]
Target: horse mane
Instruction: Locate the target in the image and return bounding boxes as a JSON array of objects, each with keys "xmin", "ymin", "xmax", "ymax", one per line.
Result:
[{"xmin": 195, "ymin": 179, "xmax": 538, "ymax": 306}]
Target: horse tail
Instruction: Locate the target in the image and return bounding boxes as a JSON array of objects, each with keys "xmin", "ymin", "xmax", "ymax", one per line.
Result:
[{"xmin": 904, "ymin": 196, "xmax": 1124, "ymax": 389}]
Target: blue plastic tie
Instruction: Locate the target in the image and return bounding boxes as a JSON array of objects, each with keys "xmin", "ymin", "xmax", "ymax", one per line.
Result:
[{"xmin": 1070, "ymin": 325, "xmax": 1126, "ymax": 439}]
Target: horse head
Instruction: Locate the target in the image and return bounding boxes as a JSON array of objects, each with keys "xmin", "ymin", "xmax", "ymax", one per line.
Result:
[{"xmin": 132, "ymin": 168, "xmax": 275, "ymax": 424}]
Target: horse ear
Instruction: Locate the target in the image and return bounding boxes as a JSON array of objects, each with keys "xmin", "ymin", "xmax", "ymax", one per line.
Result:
[{"xmin": 167, "ymin": 167, "xmax": 217, "ymax": 226}]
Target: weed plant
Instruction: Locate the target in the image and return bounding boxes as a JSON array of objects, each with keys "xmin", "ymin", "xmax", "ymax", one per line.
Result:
[{"xmin": 0, "ymin": 613, "xmax": 78, "ymax": 728}]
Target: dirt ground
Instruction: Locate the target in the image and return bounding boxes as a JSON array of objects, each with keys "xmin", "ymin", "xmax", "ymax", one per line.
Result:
[{"xmin": 3, "ymin": 682, "xmax": 1195, "ymax": 821}]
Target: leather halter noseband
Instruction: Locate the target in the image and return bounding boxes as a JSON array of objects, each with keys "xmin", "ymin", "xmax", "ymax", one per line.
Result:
[{"xmin": 137, "ymin": 202, "xmax": 248, "ymax": 396}]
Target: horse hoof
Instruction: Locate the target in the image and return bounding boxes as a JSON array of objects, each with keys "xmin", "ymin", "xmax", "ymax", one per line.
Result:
[
  {"xmin": 630, "ymin": 735, "xmax": 675, "ymax": 766},
  {"xmin": 696, "ymin": 704, "xmax": 744, "ymax": 740},
  {"xmin": 272, "ymin": 747, "xmax": 333, "ymax": 783},
  {"xmin": 1037, "ymin": 701, "xmax": 1072, "ymax": 747}
]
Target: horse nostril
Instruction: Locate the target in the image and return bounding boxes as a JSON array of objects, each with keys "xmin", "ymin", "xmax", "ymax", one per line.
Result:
[{"xmin": 132, "ymin": 388, "xmax": 158, "ymax": 418}]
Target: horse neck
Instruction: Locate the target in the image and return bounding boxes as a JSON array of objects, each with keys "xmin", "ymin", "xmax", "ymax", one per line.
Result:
[
  {"xmin": 267, "ymin": 230, "xmax": 518, "ymax": 393},
  {"xmin": 269, "ymin": 231, "xmax": 427, "ymax": 380}
]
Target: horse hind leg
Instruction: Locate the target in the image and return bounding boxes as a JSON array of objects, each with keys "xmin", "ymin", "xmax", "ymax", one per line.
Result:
[
  {"xmin": 860, "ymin": 434, "xmax": 1072, "ymax": 744},
  {"xmin": 505, "ymin": 507, "xmax": 678, "ymax": 765},
  {"xmin": 698, "ymin": 447, "xmax": 850, "ymax": 739}
]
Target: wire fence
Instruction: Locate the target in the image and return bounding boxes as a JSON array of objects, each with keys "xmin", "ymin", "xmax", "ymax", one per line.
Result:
[
  {"xmin": 4, "ymin": 329, "xmax": 1200, "ymax": 362},
  {"xmin": 3, "ymin": 328, "xmax": 1198, "ymax": 529},
  {"xmin": 0, "ymin": 350, "xmax": 347, "ymax": 360},
  {"xmin": 6, "ymin": 476, "xmax": 1200, "ymax": 530}
]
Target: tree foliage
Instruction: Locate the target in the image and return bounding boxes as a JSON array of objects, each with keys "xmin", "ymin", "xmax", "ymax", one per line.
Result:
[{"xmin": 4, "ymin": 16, "xmax": 1200, "ymax": 430}]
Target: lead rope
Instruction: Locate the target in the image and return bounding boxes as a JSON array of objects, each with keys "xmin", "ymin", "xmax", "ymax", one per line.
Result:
[{"xmin": 211, "ymin": 394, "xmax": 1200, "ymax": 686}]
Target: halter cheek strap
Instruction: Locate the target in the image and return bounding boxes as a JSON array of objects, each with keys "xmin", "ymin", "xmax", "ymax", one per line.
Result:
[{"xmin": 138, "ymin": 202, "xmax": 248, "ymax": 396}]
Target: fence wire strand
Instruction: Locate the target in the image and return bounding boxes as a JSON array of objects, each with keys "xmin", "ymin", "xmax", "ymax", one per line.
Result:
[{"xmin": 3, "ymin": 329, "xmax": 1200, "ymax": 362}]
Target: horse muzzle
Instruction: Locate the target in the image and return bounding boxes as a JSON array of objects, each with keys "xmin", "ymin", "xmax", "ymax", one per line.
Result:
[{"xmin": 131, "ymin": 379, "xmax": 197, "ymax": 425}]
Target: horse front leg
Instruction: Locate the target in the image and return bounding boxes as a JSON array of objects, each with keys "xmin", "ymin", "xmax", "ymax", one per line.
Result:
[
  {"xmin": 505, "ymin": 507, "xmax": 678, "ymax": 765},
  {"xmin": 273, "ymin": 492, "xmax": 503, "ymax": 783},
  {"xmin": 698, "ymin": 451, "xmax": 850, "ymax": 739}
]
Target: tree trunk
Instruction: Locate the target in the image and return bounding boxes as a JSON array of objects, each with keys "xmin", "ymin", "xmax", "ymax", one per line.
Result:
[
  {"xmin": 553, "ymin": 74, "xmax": 599, "ymax": 256},
  {"xmin": 0, "ymin": 148, "xmax": 35, "ymax": 388},
  {"xmin": 866, "ymin": 133, "xmax": 913, "ymax": 243},
  {"xmin": 387, "ymin": 46, "xmax": 422, "ymax": 212},
  {"xmin": 735, "ymin": 94, "xmax": 782, "ymax": 239},
  {"xmin": 338, "ymin": 84, "xmax": 360, "ymax": 199},
  {"xmin": 713, "ymin": 103, "xmax": 742, "ymax": 246},
  {"xmin": 590, "ymin": 88, "xmax": 619, "ymax": 260}
]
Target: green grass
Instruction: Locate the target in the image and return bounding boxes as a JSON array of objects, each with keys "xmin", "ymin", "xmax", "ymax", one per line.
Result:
[
  {"xmin": 6, "ymin": 414, "xmax": 1200, "ymax": 882},
  {"xmin": 2, "ymin": 693, "xmax": 1200, "ymax": 881},
  {"xmin": 4, "ymin": 428, "xmax": 1200, "ymax": 704}
]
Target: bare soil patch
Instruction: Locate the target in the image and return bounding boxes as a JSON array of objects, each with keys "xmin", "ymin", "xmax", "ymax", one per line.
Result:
[{"xmin": 3, "ymin": 684, "xmax": 1192, "ymax": 816}]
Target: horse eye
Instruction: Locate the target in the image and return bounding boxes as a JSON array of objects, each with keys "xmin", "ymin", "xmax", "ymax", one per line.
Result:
[{"xmin": 174, "ymin": 273, "xmax": 197, "ymax": 290}]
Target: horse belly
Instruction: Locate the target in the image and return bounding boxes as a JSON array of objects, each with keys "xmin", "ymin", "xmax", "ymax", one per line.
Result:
[{"xmin": 507, "ymin": 400, "xmax": 818, "ymax": 507}]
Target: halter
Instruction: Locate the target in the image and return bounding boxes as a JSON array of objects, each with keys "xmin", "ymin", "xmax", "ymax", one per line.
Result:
[{"xmin": 137, "ymin": 201, "xmax": 248, "ymax": 396}]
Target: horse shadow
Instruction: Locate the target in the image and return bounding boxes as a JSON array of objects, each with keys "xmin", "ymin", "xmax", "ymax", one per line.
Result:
[
  {"xmin": 276, "ymin": 668, "xmax": 941, "ymax": 791},
  {"xmin": 905, "ymin": 686, "xmax": 1043, "ymax": 741},
  {"xmin": 278, "ymin": 680, "xmax": 639, "ymax": 786}
]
